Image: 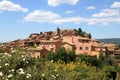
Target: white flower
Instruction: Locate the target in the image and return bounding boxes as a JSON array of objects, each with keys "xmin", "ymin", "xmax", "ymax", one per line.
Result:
[
  {"xmin": 23, "ymin": 58, "xmax": 25, "ymax": 61},
  {"xmin": 19, "ymin": 68, "xmax": 23, "ymax": 71},
  {"xmin": 56, "ymin": 74, "xmax": 59, "ymax": 77},
  {"xmin": 7, "ymin": 74, "xmax": 13, "ymax": 78},
  {"xmin": 18, "ymin": 71, "xmax": 25, "ymax": 74},
  {"xmin": 6, "ymin": 78, "xmax": 8, "ymax": 80},
  {"xmin": 26, "ymin": 61, "xmax": 28, "ymax": 63},
  {"xmin": 0, "ymin": 72, "xmax": 3, "ymax": 76},
  {"xmin": 5, "ymin": 63, "xmax": 9, "ymax": 66},
  {"xmin": 11, "ymin": 50, "xmax": 17, "ymax": 53},
  {"xmin": 21, "ymin": 55, "xmax": 25, "ymax": 58},
  {"xmin": 55, "ymin": 69, "xmax": 57, "ymax": 72},
  {"xmin": 42, "ymin": 73, "xmax": 45, "ymax": 77},
  {"xmin": 51, "ymin": 60, "xmax": 54, "ymax": 63},
  {"xmin": 51, "ymin": 74, "xmax": 56, "ymax": 79},
  {"xmin": 18, "ymin": 68, "xmax": 25, "ymax": 74},
  {"xmin": 0, "ymin": 66, "xmax": 1, "ymax": 68},
  {"xmin": 19, "ymin": 71, "xmax": 24, "ymax": 74},
  {"xmin": 9, "ymin": 69, "xmax": 14, "ymax": 72},
  {"xmin": 26, "ymin": 73, "xmax": 31, "ymax": 78},
  {"xmin": 4, "ymin": 52, "xmax": 11, "ymax": 57},
  {"xmin": 8, "ymin": 70, "xmax": 11, "ymax": 72},
  {"xmin": 4, "ymin": 52, "xmax": 9, "ymax": 55},
  {"xmin": 11, "ymin": 69, "xmax": 14, "ymax": 72}
]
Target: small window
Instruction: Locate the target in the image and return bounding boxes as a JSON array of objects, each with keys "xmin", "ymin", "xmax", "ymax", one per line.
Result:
[
  {"xmin": 41, "ymin": 44, "xmax": 44, "ymax": 47},
  {"xmin": 50, "ymin": 44, "xmax": 54, "ymax": 48},
  {"xmin": 86, "ymin": 41, "xmax": 89, "ymax": 43},
  {"xmin": 37, "ymin": 56, "xmax": 40, "ymax": 58},
  {"xmin": 51, "ymin": 44, "xmax": 53, "ymax": 47},
  {"xmin": 82, "ymin": 41, "xmax": 84, "ymax": 43},
  {"xmin": 80, "ymin": 47, "xmax": 82, "ymax": 50},
  {"xmin": 100, "ymin": 49, "xmax": 102, "ymax": 51},
  {"xmin": 86, "ymin": 47, "xmax": 89, "ymax": 50}
]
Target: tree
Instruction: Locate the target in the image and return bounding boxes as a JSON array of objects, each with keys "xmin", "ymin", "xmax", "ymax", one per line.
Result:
[
  {"xmin": 75, "ymin": 28, "xmax": 82, "ymax": 36},
  {"xmin": 78, "ymin": 28, "xmax": 82, "ymax": 34},
  {"xmin": 40, "ymin": 32, "xmax": 43, "ymax": 35},
  {"xmin": 45, "ymin": 51, "xmax": 56, "ymax": 61},
  {"xmin": 56, "ymin": 47, "xmax": 68, "ymax": 63},
  {"xmin": 88, "ymin": 33, "xmax": 92, "ymax": 39},
  {"xmin": 77, "ymin": 54, "xmax": 102, "ymax": 67},
  {"xmin": 67, "ymin": 51, "xmax": 76, "ymax": 62},
  {"xmin": 45, "ymin": 48, "xmax": 76, "ymax": 63}
]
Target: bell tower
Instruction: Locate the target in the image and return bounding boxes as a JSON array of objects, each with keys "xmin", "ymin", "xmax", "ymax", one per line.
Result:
[{"xmin": 56, "ymin": 27, "xmax": 60, "ymax": 36}]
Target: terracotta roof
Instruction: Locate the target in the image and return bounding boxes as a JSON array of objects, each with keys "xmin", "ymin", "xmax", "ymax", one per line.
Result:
[
  {"xmin": 116, "ymin": 50, "xmax": 120, "ymax": 52},
  {"xmin": 40, "ymin": 40, "xmax": 61, "ymax": 43},
  {"xmin": 62, "ymin": 42, "xmax": 75, "ymax": 46},
  {"xmin": 64, "ymin": 36, "xmax": 91, "ymax": 40},
  {"xmin": 92, "ymin": 43, "xmax": 106, "ymax": 48},
  {"xmin": 103, "ymin": 44, "xmax": 116, "ymax": 47},
  {"xmin": 92, "ymin": 43, "xmax": 116, "ymax": 49},
  {"xmin": 91, "ymin": 39, "xmax": 99, "ymax": 42},
  {"xmin": 52, "ymin": 36, "xmax": 60, "ymax": 39},
  {"xmin": 27, "ymin": 47, "xmax": 44, "ymax": 51}
]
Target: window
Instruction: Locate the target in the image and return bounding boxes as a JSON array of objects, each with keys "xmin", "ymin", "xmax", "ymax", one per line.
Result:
[
  {"xmin": 51, "ymin": 44, "xmax": 53, "ymax": 47},
  {"xmin": 41, "ymin": 44, "xmax": 44, "ymax": 47},
  {"xmin": 80, "ymin": 47, "xmax": 82, "ymax": 50},
  {"xmin": 100, "ymin": 49, "xmax": 102, "ymax": 51},
  {"xmin": 86, "ymin": 47, "xmax": 89, "ymax": 50},
  {"xmin": 50, "ymin": 44, "xmax": 54, "ymax": 48},
  {"xmin": 86, "ymin": 41, "xmax": 89, "ymax": 43}
]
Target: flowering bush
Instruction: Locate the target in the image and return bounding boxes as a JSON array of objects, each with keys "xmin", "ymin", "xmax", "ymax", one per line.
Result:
[{"xmin": 0, "ymin": 50, "xmax": 120, "ymax": 80}]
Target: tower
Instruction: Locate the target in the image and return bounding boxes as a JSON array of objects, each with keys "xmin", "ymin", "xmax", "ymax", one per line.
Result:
[{"xmin": 56, "ymin": 27, "xmax": 60, "ymax": 36}]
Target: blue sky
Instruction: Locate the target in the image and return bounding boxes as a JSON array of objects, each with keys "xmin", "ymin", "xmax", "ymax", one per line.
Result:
[{"xmin": 0, "ymin": 0, "xmax": 120, "ymax": 42}]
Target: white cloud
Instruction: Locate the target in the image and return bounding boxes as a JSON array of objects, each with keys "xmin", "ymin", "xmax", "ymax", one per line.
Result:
[
  {"xmin": 111, "ymin": 2, "xmax": 120, "ymax": 8},
  {"xmin": 48, "ymin": 0, "xmax": 79, "ymax": 7},
  {"xmin": 53, "ymin": 17, "xmax": 86, "ymax": 24},
  {"xmin": 92, "ymin": 9, "xmax": 119, "ymax": 18},
  {"xmin": 24, "ymin": 10, "xmax": 61, "ymax": 23},
  {"xmin": 65, "ymin": 10, "xmax": 74, "ymax": 14},
  {"xmin": 53, "ymin": 16, "xmax": 120, "ymax": 26},
  {"xmin": 24, "ymin": 1, "xmax": 120, "ymax": 26},
  {"xmin": 86, "ymin": 6, "xmax": 96, "ymax": 10},
  {"xmin": 24, "ymin": 9, "xmax": 120, "ymax": 26},
  {"xmin": 0, "ymin": 0, "xmax": 28, "ymax": 12}
]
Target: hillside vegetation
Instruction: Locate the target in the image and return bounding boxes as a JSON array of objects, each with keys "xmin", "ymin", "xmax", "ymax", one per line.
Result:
[
  {"xmin": 99, "ymin": 38, "xmax": 120, "ymax": 45},
  {"xmin": 0, "ymin": 48, "xmax": 120, "ymax": 80}
]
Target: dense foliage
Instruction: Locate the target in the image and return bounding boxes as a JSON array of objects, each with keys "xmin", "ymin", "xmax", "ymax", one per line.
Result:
[
  {"xmin": 0, "ymin": 48, "xmax": 120, "ymax": 80},
  {"xmin": 45, "ymin": 47, "xmax": 76, "ymax": 63},
  {"xmin": 75, "ymin": 28, "xmax": 91, "ymax": 38}
]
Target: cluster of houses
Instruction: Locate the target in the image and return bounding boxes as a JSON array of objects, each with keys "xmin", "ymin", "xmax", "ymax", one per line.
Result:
[
  {"xmin": 0, "ymin": 28, "xmax": 118, "ymax": 59},
  {"xmin": 28, "ymin": 28, "xmax": 118, "ymax": 58}
]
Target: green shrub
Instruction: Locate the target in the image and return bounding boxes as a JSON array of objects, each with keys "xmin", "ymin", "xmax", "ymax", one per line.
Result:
[
  {"xmin": 76, "ymin": 54, "xmax": 102, "ymax": 67},
  {"xmin": 45, "ymin": 48, "xmax": 76, "ymax": 63}
]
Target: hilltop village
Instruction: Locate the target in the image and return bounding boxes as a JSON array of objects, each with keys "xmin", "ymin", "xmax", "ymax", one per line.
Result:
[{"xmin": 0, "ymin": 28, "xmax": 118, "ymax": 59}]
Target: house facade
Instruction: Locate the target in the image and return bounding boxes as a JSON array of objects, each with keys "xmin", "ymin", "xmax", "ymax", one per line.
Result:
[
  {"xmin": 36, "ymin": 40, "xmax": 62, "ymax": 52},
  {"xmin": 63, "ymin": 36, "xmax": 93, "ymax": 54},
  {"xmin": 62, "ymin": 36, "xmax": 116, "ymax": 58}
]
